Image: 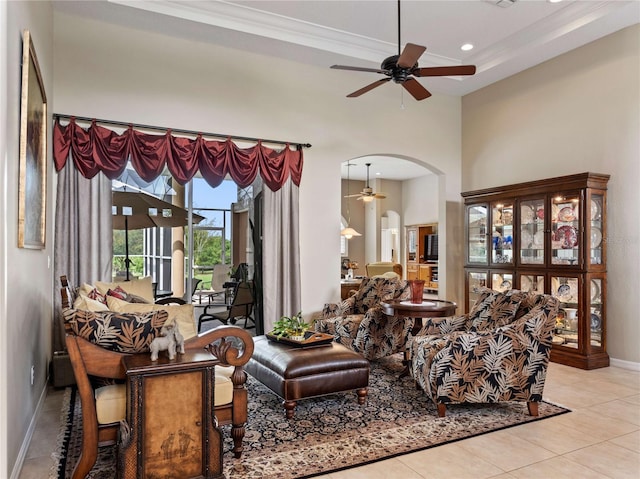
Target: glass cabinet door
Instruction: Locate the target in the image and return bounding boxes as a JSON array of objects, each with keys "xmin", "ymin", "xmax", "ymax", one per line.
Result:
[
  {"xmin": 467, "ymin": 270, "xmax": 488, "ymax": 310},
  {"xmin": 467, "ymin": 205, "xmax": 488, "ymax": 264},
  {"xmin": 491, "ymin": 202, "xmax": 514, "ymax": 265},
  {"xmin": 518, "ymin": 273, "xmax": 545, "ymax": 293},
  {"xmin": 551, "ymin": 193, "xmax": 581, "ymax": 266},
  {"xmin": 492, "ymin": 272, "xmax": 514, "ymax": 292},
  {"xmin": 589, "ymin": 276, "xmax": 604, "ymax": 350},
  {"xmin": 589, "ymin": 193, "xmax": 604, "ymax": 267},
  {"xmin": 551, "ymin": 275, "xmax": 581, "ymax": 350},
  {"xmin": 519, "ymin": 198, "xmax": 545, "ymax": 265}
]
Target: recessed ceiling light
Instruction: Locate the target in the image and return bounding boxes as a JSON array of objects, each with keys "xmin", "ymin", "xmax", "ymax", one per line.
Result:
[
  {"xmin": 376, "ymin": 172, "xmax": 381, "ymax": 176},
  {"xmin": 548, "ymin": 0, "xmax": 563, "ymax": 3},
  {"xmin": 461, "ymin": 43, "xmax": 474, "ymax": 51}
]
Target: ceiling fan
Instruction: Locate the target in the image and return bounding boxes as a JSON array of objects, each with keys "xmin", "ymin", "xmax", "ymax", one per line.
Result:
[
  {"xmin": 330, "ymin": 0, "xmax": 476, "ymax": 101},
  {"xmin": 345, "ymin": 163, "xmax": 386, "ymax": 202}
]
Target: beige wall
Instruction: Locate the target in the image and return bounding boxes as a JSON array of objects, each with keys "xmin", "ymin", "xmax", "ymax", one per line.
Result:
[
  {"xmin": 2, "ymin": 1, "xmax": 54, "ymax": 476},
  {"xmin": 462, "ymin": 25, "xmax": 640, "ymax": 364}
]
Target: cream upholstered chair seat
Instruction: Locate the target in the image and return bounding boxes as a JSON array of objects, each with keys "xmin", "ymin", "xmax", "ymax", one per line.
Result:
[{"xmin": 94, "ymin": 366, "xmax": 235, "ymax": 424}]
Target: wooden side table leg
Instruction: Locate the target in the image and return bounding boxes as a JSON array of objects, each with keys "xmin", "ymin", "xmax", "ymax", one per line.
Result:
[{"xmin": 283, "ymin": 400, "xmax": 297, "ymax": 419}]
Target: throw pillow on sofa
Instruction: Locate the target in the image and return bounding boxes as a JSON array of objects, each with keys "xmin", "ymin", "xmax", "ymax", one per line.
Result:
[
  {"xmin": 67, "ymin": 308, "xmax": 168, "ymax": 353},
  {"xmin": 95, "ymin": 276, "xmax": 154, "ymax": 303},
  {"xmin": 106, "ymin": 296, "xmax": 198, "ymax": 340},
  {"xmin": 73, "ymin": 294, "xmax": 110, "ymax": 312}
]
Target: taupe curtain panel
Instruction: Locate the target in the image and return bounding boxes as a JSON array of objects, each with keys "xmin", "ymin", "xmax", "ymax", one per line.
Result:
[
  {"xmin": 263, "ymin": 178, "xmax": 302, "ymax": 332},
  {"xmin": 53, "ymin": 163, "xmax": 112, "ymax": 351}
]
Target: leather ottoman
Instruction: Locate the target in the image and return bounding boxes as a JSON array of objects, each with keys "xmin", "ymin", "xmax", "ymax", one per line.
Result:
[{"xmin": 245, "ymin": 335, "xmax": 370, "ymax": 418}]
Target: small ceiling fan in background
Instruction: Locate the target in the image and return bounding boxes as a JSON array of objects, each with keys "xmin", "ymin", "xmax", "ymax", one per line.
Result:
[
  {"xmin": 345, "ymin": 163, "xmax": 387, "ymax": 202},
  {"xmin": 331, "ymin": 0, "xmax": 476, "ymax": 101}
]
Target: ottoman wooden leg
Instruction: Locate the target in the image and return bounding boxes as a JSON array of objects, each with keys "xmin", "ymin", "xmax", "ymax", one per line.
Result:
[
  {"xmin": 283, "ymin": 400, "xmax": 297, "ymax": 419},
  {"xmin": 356, "ymin": 388, "xmax": 368, "ymax": 405}
]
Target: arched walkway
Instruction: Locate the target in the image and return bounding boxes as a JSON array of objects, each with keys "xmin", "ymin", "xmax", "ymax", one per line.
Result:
[{"xmin": 340, "ymin": 154, "xmax": 449, "ymax": 297}]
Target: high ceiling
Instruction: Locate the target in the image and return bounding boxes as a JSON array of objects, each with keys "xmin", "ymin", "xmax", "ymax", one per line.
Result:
[{"xmin": 52, "ymin": 0, "xmax": 639, "ymax": 180}]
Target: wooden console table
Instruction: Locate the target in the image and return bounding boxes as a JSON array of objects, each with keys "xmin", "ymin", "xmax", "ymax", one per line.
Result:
[{"xmin": 119, "ymin": 351, "xmax": 225, "ymax": 479}]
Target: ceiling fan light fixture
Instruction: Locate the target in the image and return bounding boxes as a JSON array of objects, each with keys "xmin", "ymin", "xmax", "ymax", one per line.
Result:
[
  {"xmin": 361, "ymin": 196, "xmax": 375, "ymax": 203},
  {"xmin": 341, "ymin": 227, "xmax": 361, "ymax": 239}
]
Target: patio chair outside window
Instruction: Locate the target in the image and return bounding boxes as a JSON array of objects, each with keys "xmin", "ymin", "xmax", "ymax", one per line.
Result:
[
  {"xmin": 198, "ymin": 281, "xmax": 254, "ymax": 332},
  {"xmin": 194, "ymin": 264, "xmax": 231, "ymax": 305}
]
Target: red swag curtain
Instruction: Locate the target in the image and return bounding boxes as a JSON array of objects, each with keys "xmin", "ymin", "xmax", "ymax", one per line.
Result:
[{"xmin": 53, "ymin": 118, "xmax": 304, "ymax": 191}]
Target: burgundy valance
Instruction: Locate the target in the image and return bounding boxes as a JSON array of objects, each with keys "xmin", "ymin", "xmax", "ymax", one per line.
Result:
[{"xmin": 53, "ymin": 118, "xmax": 304, "ymax": 191}]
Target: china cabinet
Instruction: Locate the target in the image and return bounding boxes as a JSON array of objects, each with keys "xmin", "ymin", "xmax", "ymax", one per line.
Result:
[
  {"xmin": 462, "ymin": 172, "xmax": 609, "ymax": 369},
  {"xmin": 405, "ymin": 223, "xmax": 438, "ymax": 290}
]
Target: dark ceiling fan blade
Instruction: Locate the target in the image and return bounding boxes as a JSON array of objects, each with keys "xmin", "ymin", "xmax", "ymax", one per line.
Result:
[
  {"xmin": 346, "ymin": 78, "xmax": 391, "ymax": 98},
  {"xmin": 331, "ymin": 65, "xmax": 389, "ymax": 74},
  {"xmin": 403, "ymin": 78, "xmax": 431, "ymax": 101},
  {"xmin": 414, "ymin": 65, "xmax": 476, "ymax": 77},
  {"xmin": 397, "ymin": 43, "xmax": 426, "ymax": 69}
]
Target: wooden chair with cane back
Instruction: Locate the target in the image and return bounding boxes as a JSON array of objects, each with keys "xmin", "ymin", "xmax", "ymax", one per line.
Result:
[{"xmin": 60, "ymin": 275, "xmax": 254, "ymax": 479}]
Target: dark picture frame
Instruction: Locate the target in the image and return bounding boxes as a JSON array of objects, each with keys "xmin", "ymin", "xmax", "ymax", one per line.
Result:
[{"xmin": 18, "ymin": 29, "xmax": 47, "ymax": 249}]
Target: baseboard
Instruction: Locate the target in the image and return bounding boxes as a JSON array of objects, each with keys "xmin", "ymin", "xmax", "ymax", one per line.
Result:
[
  {"xmin": 610, "ymin": 357, "xmax": 640, "ymax": 371},
  {"xmin": 10, "ymin": 379, "xmax": 49, "ymax": 479}
]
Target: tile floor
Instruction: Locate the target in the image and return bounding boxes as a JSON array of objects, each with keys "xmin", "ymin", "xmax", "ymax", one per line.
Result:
[{"xmin": 19, "ymin": 359, "xmax": 640, "ymax": 479}]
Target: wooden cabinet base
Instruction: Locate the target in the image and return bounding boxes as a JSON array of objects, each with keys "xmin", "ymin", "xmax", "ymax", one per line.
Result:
[
  {"xmin": 119, "ymin": 351, "xmax": 225, "ymax": 478},
  {"xmin": 550, "ymin": 348, "xmax": 610, "ymax": 370}
]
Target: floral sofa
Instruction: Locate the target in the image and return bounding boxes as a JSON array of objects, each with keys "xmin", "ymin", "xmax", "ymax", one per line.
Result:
[
  {"xmin": 314, "ymin": 276, "xmax": 412, "ymax": 360},
  {"xmin": 409, "ymin": 288, "xmax": 559, "ymax": 417}
]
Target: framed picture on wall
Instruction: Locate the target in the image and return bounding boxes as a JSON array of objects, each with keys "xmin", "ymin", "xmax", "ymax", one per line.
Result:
[{"xmin": 18, "ymin": 29, "xmax": 47, "ymax": 249}]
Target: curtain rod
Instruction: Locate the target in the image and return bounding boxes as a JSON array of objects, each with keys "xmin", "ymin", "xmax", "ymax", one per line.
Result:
[{"xmin": 52, "ymin": 113, "xmax": 312, "ymax": 149}]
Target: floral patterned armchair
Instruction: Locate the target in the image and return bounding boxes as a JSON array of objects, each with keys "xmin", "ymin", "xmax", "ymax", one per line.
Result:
[
  {"xmin": 409, "ymin": 289, "xmax": 559, "ymax": 417},
  {"xmin": 314, "ymin": 276, "xmax": 412, "ymax": 360}
]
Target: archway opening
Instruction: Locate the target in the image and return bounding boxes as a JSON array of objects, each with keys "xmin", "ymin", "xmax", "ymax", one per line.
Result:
[{"xmin": 340, "ymin": 154, "xmax": 447, "ymax": 297}]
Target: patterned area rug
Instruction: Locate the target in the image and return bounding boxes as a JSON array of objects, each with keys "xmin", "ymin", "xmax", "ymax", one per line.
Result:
[{"xmin": 52, "ymin": 354, "xmax": 569, "ymax": 479}]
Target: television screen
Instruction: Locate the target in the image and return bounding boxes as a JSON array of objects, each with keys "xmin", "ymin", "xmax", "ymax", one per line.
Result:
[{"xmin": 424, "ymin": 234, "xmax": 438, "ymax": 262}]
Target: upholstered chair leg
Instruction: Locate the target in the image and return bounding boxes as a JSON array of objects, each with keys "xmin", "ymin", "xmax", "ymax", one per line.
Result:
[
  {"xmin": 437, "ymin": 403, "xmax": 447, "ymax": 417},
  {"xmin": 527, "ymin": 401, "xmax": 539, "ymax": 416}
]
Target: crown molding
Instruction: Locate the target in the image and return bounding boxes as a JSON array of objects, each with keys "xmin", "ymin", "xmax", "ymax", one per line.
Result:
[
  {"xmin": 108, "ymin": 0, "xmax": 464, "ymax": 68},
  {"xmin": 468, "ymin": 1, "xmax": 632, "ymax": 71}
]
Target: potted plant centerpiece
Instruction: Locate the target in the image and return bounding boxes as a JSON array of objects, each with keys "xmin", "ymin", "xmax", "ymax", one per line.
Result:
[{"xmin": 271, "ymin": 312, "xmax": 309, "ymax": 341}]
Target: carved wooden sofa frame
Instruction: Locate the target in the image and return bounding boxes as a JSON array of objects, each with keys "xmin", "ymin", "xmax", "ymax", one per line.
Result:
[{"xmin": 60, "ymin": 275, "xmax": 254, "ymax": 479}]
